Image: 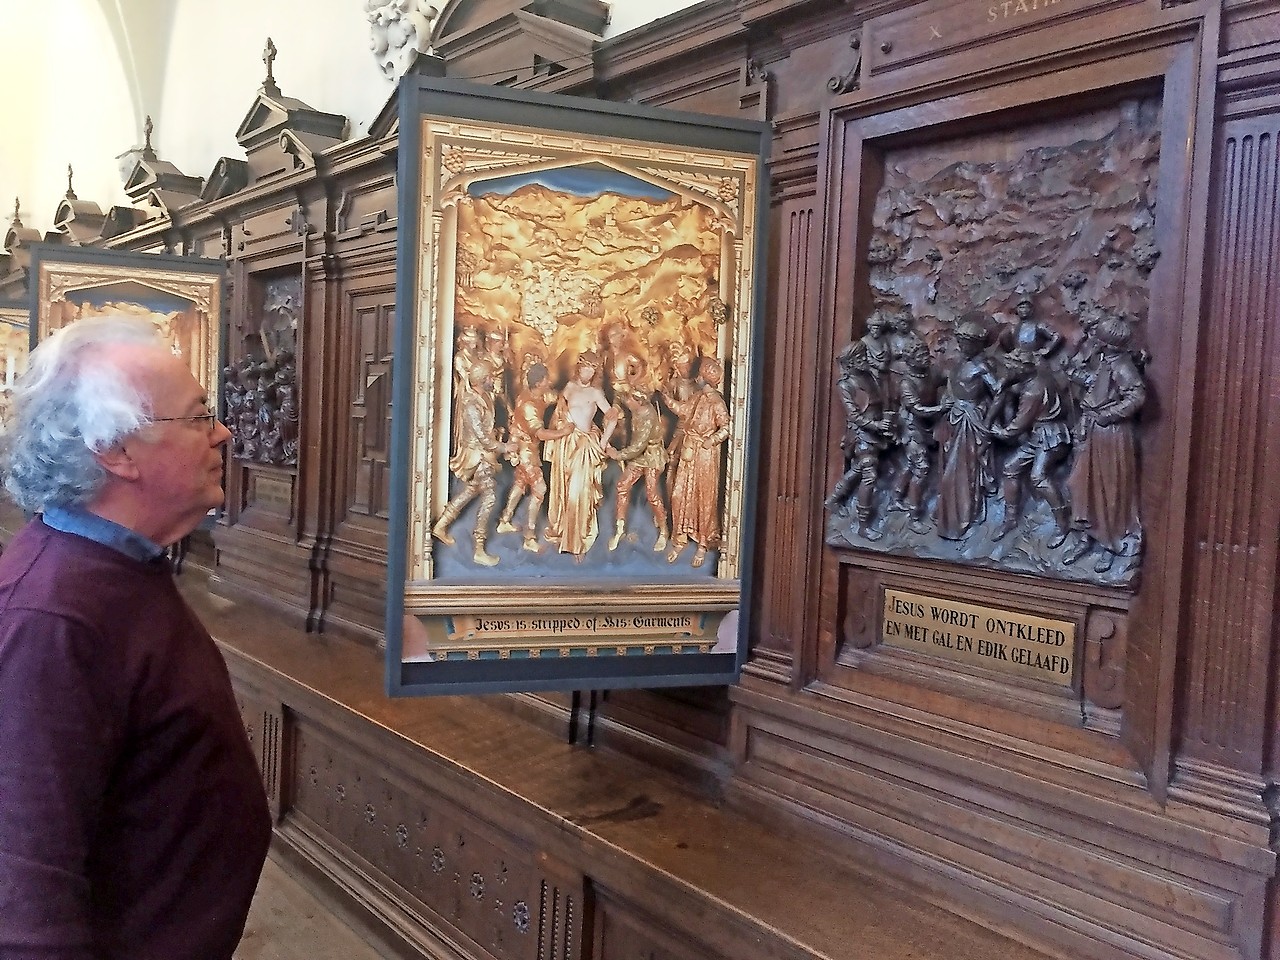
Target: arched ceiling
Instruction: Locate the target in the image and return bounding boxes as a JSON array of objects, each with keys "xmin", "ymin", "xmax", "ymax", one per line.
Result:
[{"xmin": 93, "ymin": 0, "xmax": 179, "ymax": 144}]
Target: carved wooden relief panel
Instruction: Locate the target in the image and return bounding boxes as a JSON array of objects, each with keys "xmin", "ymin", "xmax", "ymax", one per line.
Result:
[
  {"xmin": 226, "ymin": 273, "xmax": 301, "ymax": 468},
  {"xmin": 825, "ymin": 96, "xmax": 1160, "ymax": 590}
]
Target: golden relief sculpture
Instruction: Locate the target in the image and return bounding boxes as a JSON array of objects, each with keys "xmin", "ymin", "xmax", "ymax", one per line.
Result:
[
  {"xmin": 34, "ymin": 256, "xmax": 221, "ymax": 401},
  {"xmin": 409, "ymin": 121, "xmax": 757, "ymax": 586},
  {"xmin": 397, "ymin": 109, "xmax": 762, "ymax": 665},
  {"xmin": 0, "ymin": 305, "xmax": 29, "ymax": 427}
]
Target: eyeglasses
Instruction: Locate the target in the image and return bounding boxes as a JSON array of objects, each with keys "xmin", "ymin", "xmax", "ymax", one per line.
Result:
[{"xmin": 151, "ymin": 412, "xmax": 220, "ymax": 434}]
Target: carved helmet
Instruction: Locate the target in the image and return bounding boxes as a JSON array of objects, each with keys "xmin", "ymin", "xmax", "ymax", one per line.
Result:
[
  {"xmin": 954, "ymin": 317, "xmax": 988, "ymax": 344},
  {"xmin": 1094, "ymin": 313, "xmax": 1134, "ymax": 349}
]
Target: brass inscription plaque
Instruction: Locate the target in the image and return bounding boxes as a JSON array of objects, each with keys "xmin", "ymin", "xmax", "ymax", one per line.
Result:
[
  {"xmin": 881, "ymin": 589, "xmax": 1075, "ymax": 686},
  {"xmin": 249, "ymin": 471, "xmax": 294, "ymax": 516}
]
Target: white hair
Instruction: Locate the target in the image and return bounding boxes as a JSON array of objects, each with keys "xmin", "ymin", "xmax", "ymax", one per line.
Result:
[{"xmin": 2, "ymin": 314, "xmax": 165, "ymax": 512}]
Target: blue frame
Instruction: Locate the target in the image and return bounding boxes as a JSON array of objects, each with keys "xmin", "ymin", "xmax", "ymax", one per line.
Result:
[{"xmin": 388, "ymin": 76, "xmax": 771, "ymax": 697}]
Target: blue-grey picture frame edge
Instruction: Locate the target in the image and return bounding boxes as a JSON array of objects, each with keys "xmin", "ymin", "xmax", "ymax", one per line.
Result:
[{"xmin": 386, "ymin": 74, "xmax": 772, "ymax": 697}]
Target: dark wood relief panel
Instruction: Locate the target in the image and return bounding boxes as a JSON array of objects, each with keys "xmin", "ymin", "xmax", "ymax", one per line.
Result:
[{"xmin": 1178, "ymin": 113, "xmax": 1280, "ymax": 797}]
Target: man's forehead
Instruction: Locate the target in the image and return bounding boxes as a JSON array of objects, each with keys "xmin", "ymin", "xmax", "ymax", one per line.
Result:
[{"xmin": 100, "ymin": 342, "xmax": 201, "ymax": 398}]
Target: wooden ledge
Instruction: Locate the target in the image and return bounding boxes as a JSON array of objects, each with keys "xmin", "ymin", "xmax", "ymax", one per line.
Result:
[{"xmin": 187, "ymin": 576, "xmax": 1054, "ymax": 960}]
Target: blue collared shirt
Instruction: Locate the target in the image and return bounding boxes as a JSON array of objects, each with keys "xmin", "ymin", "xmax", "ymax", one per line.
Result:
[{"xmin": 41, "ymin": 506, "xmax": 167, "ymax": 565}]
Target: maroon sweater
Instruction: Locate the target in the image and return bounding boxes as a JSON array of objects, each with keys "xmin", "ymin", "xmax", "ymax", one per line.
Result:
[{"xmin": 0, "ymin": 520, "xmax": 271, "ymax": 960}]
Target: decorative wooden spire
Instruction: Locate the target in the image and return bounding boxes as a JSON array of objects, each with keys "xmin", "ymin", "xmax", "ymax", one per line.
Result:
[
  {"xmin": 11, "ymin": 197, "xmax": 21, "ymax": 227},
  {"xmin": 65, "ymin": 164, "xmax": 77, "ymax": 200}
]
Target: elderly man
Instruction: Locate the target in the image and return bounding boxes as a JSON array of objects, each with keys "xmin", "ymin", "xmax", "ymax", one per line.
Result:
[{"xmin": 0, "ymin": 315, "xmax": 271, "ymax": 959}]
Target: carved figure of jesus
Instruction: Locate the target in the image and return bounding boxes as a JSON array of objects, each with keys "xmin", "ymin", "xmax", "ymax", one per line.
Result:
[{"xmin": 543, "ymin": 354, "xmax": 619, "ymax": 557}]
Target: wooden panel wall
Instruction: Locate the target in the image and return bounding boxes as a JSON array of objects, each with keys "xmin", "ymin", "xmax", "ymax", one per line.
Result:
[
  {"xmin": 8, "ymin": 0, "xmax": 1275, "ymax": 958},
  {"xmin": 1177, "ymin": 99, "xmax": 1280, "ymax": 809}
]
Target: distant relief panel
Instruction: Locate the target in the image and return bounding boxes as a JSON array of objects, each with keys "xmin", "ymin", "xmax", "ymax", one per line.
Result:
[{"xmin": 881, "ymin": 588, "xmax": 1076, "ymax": 686}]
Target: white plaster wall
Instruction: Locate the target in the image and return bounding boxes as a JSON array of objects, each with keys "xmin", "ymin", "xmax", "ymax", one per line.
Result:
[
  {"xmin": 0, "ymin": 0, "xmax": 136, "ymax": 235},
  {"xmin": 2, "ymin": 0, "xmax": 701, "ymax": 237},
  {"xmin": 605, "ymin": 0, "xmax": 701, "ymax": 38},
  {"xmin": 156, "ymin": 0, "xmax": 391, "ymax": 181}
]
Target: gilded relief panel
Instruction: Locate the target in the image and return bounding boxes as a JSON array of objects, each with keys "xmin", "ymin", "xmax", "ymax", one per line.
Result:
[
  {"xmin": 0, "ymin": 301, "xmax": 29, "ymax": 426},
  {"xmin": 389, "ymin": 80, "xmax": 768, "ymax": 692}
]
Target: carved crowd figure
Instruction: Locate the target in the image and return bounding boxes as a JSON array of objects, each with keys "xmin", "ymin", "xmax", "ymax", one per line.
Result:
[
  {"xmin": 496, "ymin": 364, "xmax": 557, "ymax": 553},
  {"xmin": 604, "ymin": 321, "xmax": 645, "ymax": 396},
  {"xmin": 664, "ymin": 357, "xmax": 730, "ymax": 567},
  {"xmin": 858, "ymin": 309, "xmax": 892, "ymax": 389},
  {"xmin": 892, "ymin": 339, "xmax": 946, "ymax": 522},
  {"xmin": 433, "ymin": 360, "xmax": 510, "ymax": 566},
  {"xmin": 934, "ymin": 319, "xmax": 1002, "ymax": 540},
  {"xmin": 607, "ymin": 386, "xmax": 669, "ymax": 552},
  {"xmin": 451, "ymin": 326, "xmax": 484, "ymax": 457},
  {"xmin": 1065, "ymin": 311, "xmax": 1146, "ymax": 570},
  {"xmin": 886, "ymin": 307, "xmax": 927, "ymax": 407},
  {"xmin": 663, "ymin": 339, "xmax": 697, "ymax": 504},
  {"xmin": 989, "ymin": 348, "xmax": 1072, "ymax": 544},
  {"xmin": 224, "ymin": 351, "xmax": 298, "ymax": 466},
  {"xmin": 481, "ymin": 326, "xmax": 513, "ymax": 421},
  {"xmin": 826, "ymin": 340, "xmax": 892, "ymax": 538},
  {"xmin": 543, "ymin": 353, "xmax": 618, "ymax": 558},
  {"xmin": 1004, "ymin": 297, "xmax": 1063, "ymax": 359}
]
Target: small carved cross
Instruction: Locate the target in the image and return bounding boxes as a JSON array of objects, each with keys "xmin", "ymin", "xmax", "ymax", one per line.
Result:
[{"xmin": 263, "ymin": 37, "xmax": 277, "ymax": 86}]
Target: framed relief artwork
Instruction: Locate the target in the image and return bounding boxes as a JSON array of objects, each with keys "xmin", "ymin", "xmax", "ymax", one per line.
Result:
[
  {"xmin": 0, "ymin": 299, "xmax": 30, "ymax": 425},
  {"xmin": 29, "ymin": 245, "xmax": 224, "ymax": 401},
  {"xmin": 388, "ymin": 76, "xmax": 770, "ymax": 695}
]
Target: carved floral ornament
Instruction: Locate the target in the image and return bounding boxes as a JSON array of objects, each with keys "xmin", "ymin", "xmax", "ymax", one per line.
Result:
[{"xmin": 367, "ymin": 0, "xmax": 440, "ymax": 78}]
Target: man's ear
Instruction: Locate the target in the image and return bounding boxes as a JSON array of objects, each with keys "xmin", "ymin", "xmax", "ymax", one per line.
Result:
[{"xmin": 93, "ymin": 443, "xmax": 141, "ymax": 482}]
